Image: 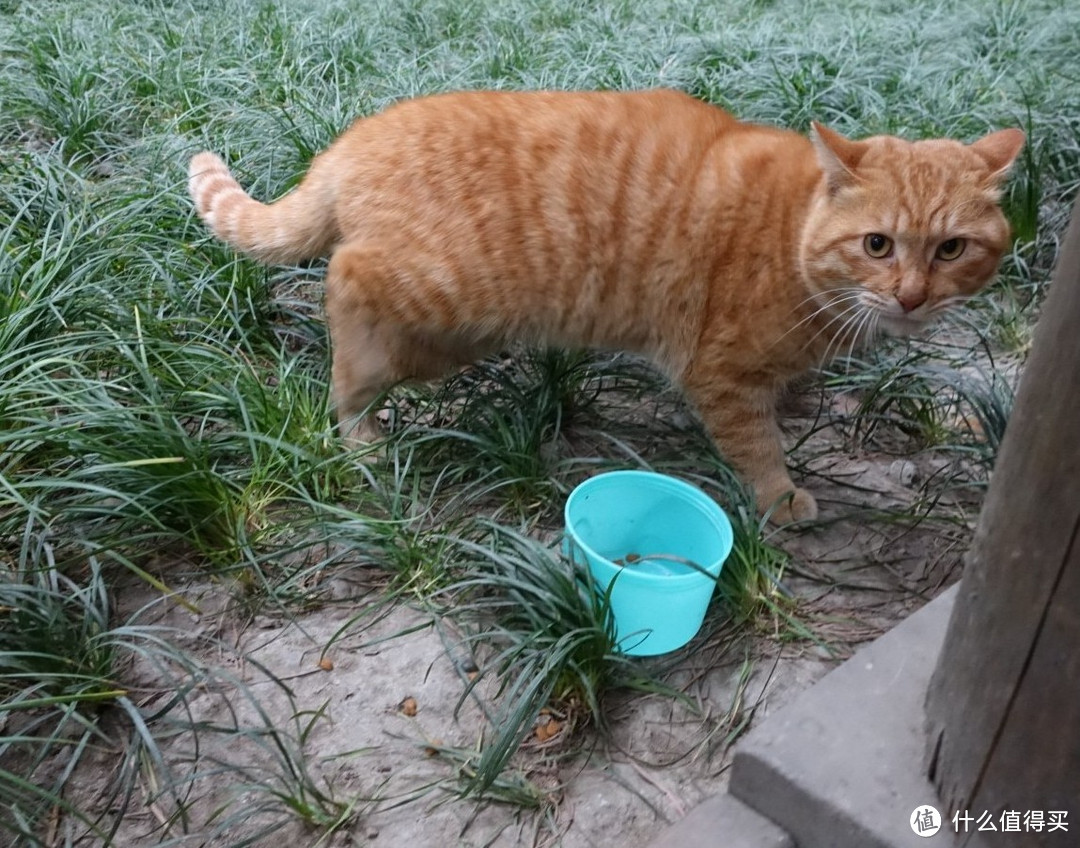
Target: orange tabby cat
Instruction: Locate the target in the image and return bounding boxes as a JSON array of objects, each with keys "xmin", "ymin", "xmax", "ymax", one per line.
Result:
[{"xmin": 188, "ymin": 89, "xmax": 1023, "ymax": 522}]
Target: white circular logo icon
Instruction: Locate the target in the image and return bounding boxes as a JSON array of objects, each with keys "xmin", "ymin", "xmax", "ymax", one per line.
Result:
[{"xmin": 911, "ymin": 805, "xmax": 942, "ymax": 837}]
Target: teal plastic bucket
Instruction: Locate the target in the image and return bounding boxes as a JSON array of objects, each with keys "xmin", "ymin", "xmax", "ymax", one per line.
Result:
[{"xmin": 564, "ymin": 471, "xmax": 734, "ymax": 656}]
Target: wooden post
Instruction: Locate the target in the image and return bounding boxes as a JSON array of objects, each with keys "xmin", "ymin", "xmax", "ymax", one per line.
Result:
[{"xmin": 924, "ymin": 191, "xmax": 1080, "ymax": 843}]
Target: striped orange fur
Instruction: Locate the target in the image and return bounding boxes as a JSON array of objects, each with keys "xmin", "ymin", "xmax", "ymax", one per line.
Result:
[{"xmin": 188, "ymin": 89, "xmax": 1023, "ymax": 522}]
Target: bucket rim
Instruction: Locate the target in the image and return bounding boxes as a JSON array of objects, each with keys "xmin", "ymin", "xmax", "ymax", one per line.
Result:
[{"xmin": 564, "ymin": 470, "xmax": 734, "ymax": 586}]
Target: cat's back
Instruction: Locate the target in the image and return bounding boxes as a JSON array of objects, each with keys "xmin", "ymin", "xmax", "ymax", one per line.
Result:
[
  {"xmin": 324, "ymin": 88, "xmax": 738, "ymax": 258},
  {"xmin": 337, "ymin": 88, "xmax": 734, "ymax": 157},
  {"xmin": 327, "ymin": 89, "xmax": 736, "ymax": 230}
]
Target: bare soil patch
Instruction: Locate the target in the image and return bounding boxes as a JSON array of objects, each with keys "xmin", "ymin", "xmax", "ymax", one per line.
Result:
[{"xmin": 73, "ymin": 372, "xmax": 982, "ymax": 848}]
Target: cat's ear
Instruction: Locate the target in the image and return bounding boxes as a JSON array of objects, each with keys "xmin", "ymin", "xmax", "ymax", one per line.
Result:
[
  {"xmin": 969, "ymin": 128, "xmax": 1025, "ymax": 183},
  {"xmin": 810, "ymin": 122, "xmax": 869, "ymax": 193}
]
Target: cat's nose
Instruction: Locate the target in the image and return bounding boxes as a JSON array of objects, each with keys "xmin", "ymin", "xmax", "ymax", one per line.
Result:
[{"xmin": 896, "ymin": 290, "xmax": 927, "ymax": 312}]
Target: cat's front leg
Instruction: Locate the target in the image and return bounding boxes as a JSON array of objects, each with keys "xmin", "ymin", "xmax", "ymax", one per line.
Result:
[{"xmin": 684, "ymin": 380, "xmax": 817, "ymax": 524}]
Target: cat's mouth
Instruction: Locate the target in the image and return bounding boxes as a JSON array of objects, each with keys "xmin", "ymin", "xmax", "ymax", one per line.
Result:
[{"xmin": 856, "ymin": 289, "xmax": 943, "ymax": 337}]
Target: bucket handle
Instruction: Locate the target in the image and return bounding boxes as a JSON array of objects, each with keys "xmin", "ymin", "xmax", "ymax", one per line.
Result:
[{"xmin": 613, "ymin": 552, "xmax": 717, "ymax": 581}]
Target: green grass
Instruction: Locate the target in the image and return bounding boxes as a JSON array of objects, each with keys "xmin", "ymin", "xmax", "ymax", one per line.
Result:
[{"xmin": 2, "ymin": 0, "xmax": 1079, "ymax": 842}]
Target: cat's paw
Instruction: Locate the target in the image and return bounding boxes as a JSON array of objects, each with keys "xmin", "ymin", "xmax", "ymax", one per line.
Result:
[
  {"xmin": 763, "ymin": 487, "xmax": 818, "ymax": 525},
  {"xmin": 339, "ymin": 415, "xmax": 388, "ymax": 460}
]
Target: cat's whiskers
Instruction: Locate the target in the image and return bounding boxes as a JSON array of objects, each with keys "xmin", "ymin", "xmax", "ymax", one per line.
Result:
[
  {"xmin": 823, "ymin": 292, "xmax": 888, "ymax": 370},
  {"xmin": 809, "ymin": 287, "xmax": 869, "ymax": 319},
  {"xmin": 782, "ymin": 287, "xmax": 868, "ymax": 351},
  {"xmin": 870, "ymin": 312, "xmax": 884, "ymax": 356},
  {"xmin": 805, "ymin": 303, "xmax": 863, "ymax": 359},
  {"xmin": 810, "ymin": 306, "xmax": 868, "ymax": 364},
  {"xmin": 819, "ymin": 301, "xmax": 872, "ymax": 368},
  {"xmin": 845, "ymin": 305, "xmax": 881, "ymax": 364},
  {"xmin": 797, "ymin": 289, "xmax": 874, "ymax": 356},
  {"xmin": 852, "ymin": 309, "xmax": 883, "ymax": 367},
  {"xmin": 790, "ymin": 286, "xmax": 862, "ymax": 312},
  {"xmin": 787, "ymin": 287, "xmax": 866, "ymax": 330}
]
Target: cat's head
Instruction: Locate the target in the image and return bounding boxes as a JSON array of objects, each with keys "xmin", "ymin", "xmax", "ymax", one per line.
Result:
[{"xmin": 799, "ymin": 124, "xmax": 1025, "ymax": 338}]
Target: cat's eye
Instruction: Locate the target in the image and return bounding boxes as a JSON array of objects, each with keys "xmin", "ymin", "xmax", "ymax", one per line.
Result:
[
  {"xmin": 863, "ymin": 233, "xmax": 893, "ymax": 258},
  {"xmin": 936, "ymin": 238, "xmax": 966, "ymax": 261}
]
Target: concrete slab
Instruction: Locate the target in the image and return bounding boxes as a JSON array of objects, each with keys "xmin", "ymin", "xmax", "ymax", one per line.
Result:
[
  {"xmin": 646, "ymin": 793, "xmax": 794, "ymax": 848},
  {"xmin": 729, "ymin": 584, "xmax": 967, "ymax": 848}
]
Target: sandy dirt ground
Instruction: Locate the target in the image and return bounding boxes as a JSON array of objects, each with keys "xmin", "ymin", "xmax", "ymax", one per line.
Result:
[{"xmin": 67, "ymin": 378, "xmax": 983, "ymax": 848}]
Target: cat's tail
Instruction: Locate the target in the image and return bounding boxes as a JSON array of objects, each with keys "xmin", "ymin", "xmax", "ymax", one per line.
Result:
[{"xmin": 188, "ymin": 152, "xmax": 337, "ymax": 265}]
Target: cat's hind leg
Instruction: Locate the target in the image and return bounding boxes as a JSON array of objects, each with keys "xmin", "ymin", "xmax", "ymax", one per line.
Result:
[
  {"xmin": 324, "ymin": 242, "xmax": 490, "ymax": 446},
  {"xmin": 326, "ymin": 308, "xmax": 394, "ymax": 447}
]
